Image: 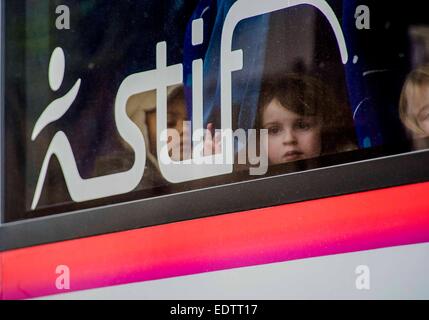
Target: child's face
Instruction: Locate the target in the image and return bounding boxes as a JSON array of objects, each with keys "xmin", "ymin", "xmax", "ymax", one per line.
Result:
[
  {"xmin": 261, "ymin": 98, "xmax": 322, "ymax": 165},
  {"xmin": 405, "ymin": 83, "xmax": 429, "ymax": 137},
  {"xmin": 146, "ymin": 98, "xmax": 188, "ymax": 157}
]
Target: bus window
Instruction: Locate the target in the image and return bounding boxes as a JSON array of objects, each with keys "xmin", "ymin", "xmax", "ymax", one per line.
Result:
[{"xmin": 2, "ymin": 0, "xmax": 429, "ymax": 246}]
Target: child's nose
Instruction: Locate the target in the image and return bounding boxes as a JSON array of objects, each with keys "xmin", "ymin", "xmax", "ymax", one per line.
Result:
[{"xmin": 282, "ymin": 129, "xmax": 298, "ymax": 145}]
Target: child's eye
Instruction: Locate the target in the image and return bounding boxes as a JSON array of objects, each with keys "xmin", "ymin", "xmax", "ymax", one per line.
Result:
[
  {"xmin": 295, "ymin": 120, "xmax": 312, "ymax": 130},
  {"xmin": 267, "ymin": 126, "xmax": 281, "ymax": 135}
]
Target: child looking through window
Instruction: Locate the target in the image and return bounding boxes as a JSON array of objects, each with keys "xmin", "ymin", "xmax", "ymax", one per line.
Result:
[
  {"xmin": 399, "ymin": 65, "xmax": 429, "ymax": 138},
  {"xmin": 256, "ymin": 74, "xmax": 356, "ymax": 165}
]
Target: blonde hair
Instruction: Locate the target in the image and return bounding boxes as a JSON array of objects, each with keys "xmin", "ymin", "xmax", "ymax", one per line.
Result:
[{"xmin": 399, "ymin": 65, "xmax": 429, "ymax": 135}]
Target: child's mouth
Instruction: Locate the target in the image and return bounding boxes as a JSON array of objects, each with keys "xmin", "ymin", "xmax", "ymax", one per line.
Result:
[{"xmin": 282, "ymin": 151, "xmax": 303, "ymax": 161}]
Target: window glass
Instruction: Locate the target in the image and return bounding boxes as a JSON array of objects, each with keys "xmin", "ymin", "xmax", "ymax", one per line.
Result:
[{"xmin": 3, "ymin": 0, "xmax": 429, "ymax": 222}]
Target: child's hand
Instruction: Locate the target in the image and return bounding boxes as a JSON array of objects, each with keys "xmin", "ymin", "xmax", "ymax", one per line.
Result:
[
  {"xmin": 167, "ymin": 122, "xmax": 221, "ymax": 160},
  {"xmin": 204, "ymin": 123, "xmax": 221, "ymax": 156}
]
